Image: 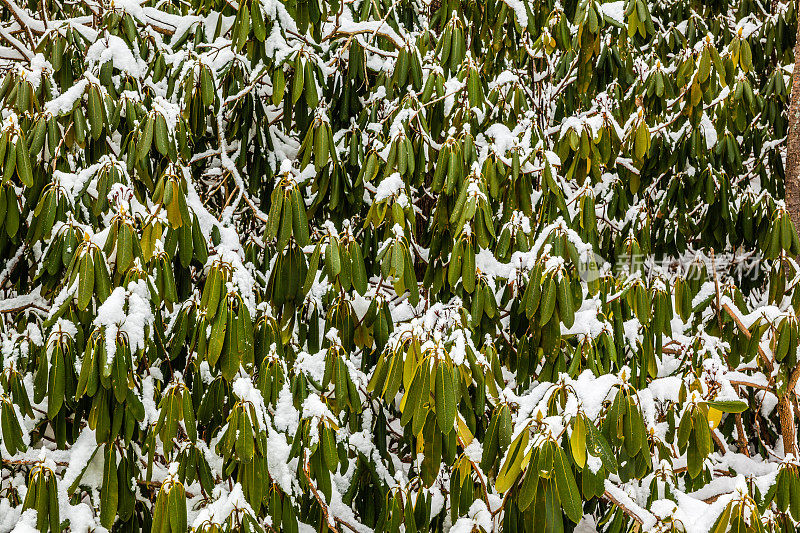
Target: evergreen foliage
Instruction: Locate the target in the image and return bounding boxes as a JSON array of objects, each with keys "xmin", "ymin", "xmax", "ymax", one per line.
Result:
[{"xmin": 0, "ymin": 0, "xmax": 798, "ymax": 531}]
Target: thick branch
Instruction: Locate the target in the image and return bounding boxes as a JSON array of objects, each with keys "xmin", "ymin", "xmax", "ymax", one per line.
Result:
[{"xmin": 786, "ymin": 12, "xmax": 800, "ymax": 227}]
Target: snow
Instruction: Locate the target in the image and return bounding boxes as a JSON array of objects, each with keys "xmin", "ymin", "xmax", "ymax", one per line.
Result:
[
  {"xmin": 700, "ymin": 114, "xmax": 718, "ymax": 149},
  {"xmin": 485, "ymin": 123, "xmax": 518, "ymax": 154},
  {"xmin": 374, "ymin": 172, "xmax": 405, "ymax": 202},
  {"xmin": 94, "ymin": 280, "xmax": 153, "ymax": 365},
  {"xmin": 266, "ymin": 426, "xmax": 298, "ymax": 496},
  {"xmin": 191, "ymin": 483, "xmax": 257, "ymax": 529},
  {"xmin": 670, "ymin": 491, "xmax": 731, "ymax": 533},
  {"xmin": 691, "ymin": 281, "xmax": 717, "ymax": 309},
  {"xmin": 604, "ymin": 480, "xmax": 657, "ymax": 530},
  {"xmin": 86, "ymin": 34, "xmax": 143, "ymax": 78},
  {"xmin": 600, "ymin": 1, "xmax": 626, "ymax": 24},
  {"xmin": 23, "ymin": 54, "xmax": 49, "ymax": 89},
  {"xmin": 648, "ymin": 376, "xmax": 683, "ymax": 403},
  {"xmin": 575, "ymin": 516, "xmax": 599, "ymax": 532},
  {"xmin": 153, "ymin": 96, "xmax": 181, "ymax": 130},
  {"xmin": 273, "ymin": 384, "xmax": 300, "ymax": 435},
  {"xmin": 140, "ymin": 372, "xmax": 160, "ymax": 428},
  {"xmin": 44, "ymin": 79, "xmax": 88, "ymax": 116},
  {"xmin": 295, "ymin": 350, "xmax": 326, "ymax": 384},
  {"xmin": 561, "ymin": 299, "xmax": 610, "ymax": 338},
  {"xmin": 62, "ymin": 429, "xmax": 99, "ymax": 489},
  {"xmin": 0, "ymin": 0, "xmax": 794, "ymax": 529},
  {"xmin": 8, "ymin": 509, "xmax": 38, "ymax": 533},
  {"xmin": 54, "ymin": 158, "xmax": 117, "ymax": 203},
  {"xmin": 0, "ymin": 285, "xmax": 47, "ymax": 313},
  {"xmin": 450, "ymin": 499, "xmax": 493, "ymax": 533},
  {"xmin": 301, "ymin": 393, "xmax": 337, "ymax": 425},
  {"xmin": 232, "ymin": 375, "xmax": 267, "ymax": 426},
  {"xmin": 571, "ymin": 371, "xmax": 620, "ymax": 419},
  {"xmin": 500, "ymin": 0, "xmax": 528, "ymax": 27},
  {"xmin": 322, "ymin": 16, "xmax": 406, "ymax": 48}
]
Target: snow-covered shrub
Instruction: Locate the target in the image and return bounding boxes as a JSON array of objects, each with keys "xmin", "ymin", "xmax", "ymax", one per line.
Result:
[{"xmin": 0, "ymin": 0, "xmax": 797, "ymax": 531}]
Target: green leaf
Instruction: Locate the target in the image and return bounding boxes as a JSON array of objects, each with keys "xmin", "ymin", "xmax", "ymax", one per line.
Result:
[
  {"xmin": 15, "ymin": 137, "xmax": 33, "ymax": 187},
  {"xmin": 117, "ymin": 224, "xmax": 133, "ymax": 272},
  {"xmin": 686, "ymin": 437, "xmax": 703, "ymax": 478},
  {"xmin": 434, "ymin": 361, "xmax": 456, "ymax": 434},
  {"xmin": 137, "ymin": 114, "xmax": 154, "ymax": 163},
  {"xmin": 208, "ymin": 301, "xmax": 228, "ymax": 366},
  {"xmin": 88, "ymin": 85, "xmax": 104, "ymax": 140},
  {"xmin": 304, "ymin": 60, "xmax": 319, "ymax": 108},
  {"xmin": 47, "ymin": 347, "xmax": 65, "ymax": 419},
  {"xmin": 700, "ymin": 399, "xmax": 748, "ymax": 413},
  {"xmin": 100, "ymin": 446, "xmax": 119, "ymax": 529},
  {"xmin": 201, "ymin": 67, "xmax": 215, "ymax": 107},
  {"xmin": 401, "ymin": 362, "xmax": 424, "ymax": 426},
  {"xmin": 183, "ymin": 390, "xmax": 196, "ymax": 442},
  {"xmin": 170, "ymin": 484, "xmax": 187, "ymax": 533},
  {"xmin": 585, "ymin": 418, "xmax": 616, "ymax": 473},
  {"xmin": 518, "ymin": 446, "xmax": 540, "ymax": 511},
  {"xmin": 790, "ymin": 469, "xmax": 800, "ymax": 521},
  {"xmin": 154, "ymin": 113, "xmax": 169, "ymax": 155},
  {"xmin": 540, "ymin": 275, "xmax": 557, "ymax": 326},
  {"xmin": 570, "ymin": 416, "xmax": 586, "ymax": 469},
  {"xmin": 251, "ymin": 0, "xmax": 266, "ymax": 40},
  {"xmin": 291, "ymin": 187, "xmax": 310, "ymax": 246},
  {"xmin": 553, "ymin": 445, "xmax": 582, "ymax": 523},
  {"xmin": 77, "ymin": 253, "xmax": 94, "ymax": 311},
  {"xmin": 326, "ymin": 239, "xmax": 341, "ymax": 278},
  {"xmin": 495, "ymin": 428, "xmax": 529, "ymax": 493},
  {"xmin": 710, "ymin": 502, "xmax": 733, "ymax": 533},
  {"xmin": 292, "ymin": 56, "xmax": 305, "ymax": 104}
]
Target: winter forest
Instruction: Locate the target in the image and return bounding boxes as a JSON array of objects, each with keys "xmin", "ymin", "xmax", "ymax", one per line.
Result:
[{"xmin": 0, "ymin": 0, "xmax": 799, "ymax": 531}]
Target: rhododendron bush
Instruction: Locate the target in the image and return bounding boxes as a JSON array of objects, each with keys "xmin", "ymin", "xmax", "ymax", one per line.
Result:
[{"xmin": 0, "ymin": 0, "xmax": 798, "ymax": 531}]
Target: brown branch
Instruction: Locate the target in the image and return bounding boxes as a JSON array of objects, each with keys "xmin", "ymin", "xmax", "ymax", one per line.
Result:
[
  {"xmin": 727, "ymin": 379, "xmax": 771, "ymax": 392},
  {"xmin": 721, "ymin": 304, "xmax": 797, "ymax": 457},
  {"xmin": 0, "ymin": 25, "xmax": 32, "ymax": 61},
  {"xmin": 0, "ymin": 302, "xmax": 50, "ymax": 314},
  {"xmin": 721, "ymin": 303, "xmax": 775, "ymax": 383},
  {"xmin": 785, "ymin": 9, "xmax": 800, "ymax": 233},
  {"xmin": 323, "ymin": 27, "xmax": 404, "ymax": 49},
  {"xmin": 1, "ymin": 0, "xmax": 177, "ymax": 37},
  {"xmin": 301, "ymin": 459, "xmax": 362, "ymax": 533},
  {"xmin": 2, "ymin": 458, "xmax": 69, "ymax": 467},
  {"xmin": 712, "ymin": 255, "xmax": 750, "ymax": 457},
  {"xmin": 782, "ymin": 10, "xmax": 800, "ymax": 459},
  {"xmin": 136, "ymin": 479, "xmax": 196, "ymax": 499},
  {"xmin": 788, "ymin": 362, "xmax": 800, "ymax": 400},
  {"xmin": 710, "ymin": 428, "xmax": 727, "ymax": 454},
  {"xmin": 602, "ymin": 490, "xmax": 644, "ymax": 526},
  {"xmin": 0, "ymin": 0, "xmax": 36, "ymax": 49}
]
